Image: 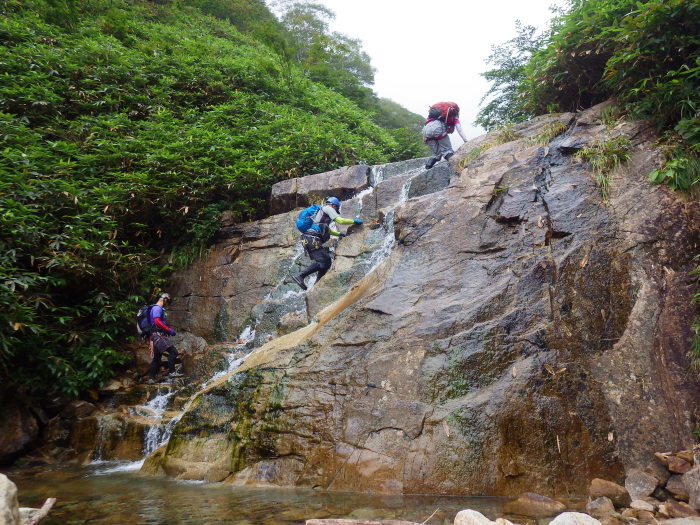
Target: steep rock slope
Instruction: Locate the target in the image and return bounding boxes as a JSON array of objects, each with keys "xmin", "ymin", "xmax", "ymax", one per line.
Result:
[{"xmin": 149, "ymin": 104, "xmax": 700, "ymax": 496}]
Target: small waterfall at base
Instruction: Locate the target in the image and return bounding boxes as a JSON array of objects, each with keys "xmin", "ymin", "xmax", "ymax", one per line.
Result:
[{"xmin": 94, "ymin": 159, "xmax": 427, "ymax": 472}]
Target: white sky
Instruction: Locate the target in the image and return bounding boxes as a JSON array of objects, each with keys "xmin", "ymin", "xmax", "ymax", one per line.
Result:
[{"xmin": 316, "ymin": 0, "xmax": 563, "ymax": 143}]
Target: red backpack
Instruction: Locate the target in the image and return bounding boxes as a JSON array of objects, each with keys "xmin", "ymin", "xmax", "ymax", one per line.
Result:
[{"xmin": 428, "ymin": 102, "xmax": 460, "ymax": 133}]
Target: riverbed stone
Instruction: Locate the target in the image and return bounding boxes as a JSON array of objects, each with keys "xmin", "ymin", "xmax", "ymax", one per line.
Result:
[
  {"xmin": 631, "ymin": 500, "xmax": 655, "ymax": 512},
  {"xmin": 503, "ymin": 492, "xmax": 566, "ymax": 518},
  {"xmin": 645, "ymin": 460, "xmax": 672, "ymax": 486},
  {"xmin": 585, "ymin": 497, "xmax": 615, "ymax": 519},
  {"xmin": 548, "ymin": 512, "xmax": 602, "ymax": 525},
  {"xmin": 668, "ymin": 475, "xmax": 691, "ymax": 501},
  {"xmin": 666, "ymin": 500, "xmax": 700, "ymax": 518},
  {"xmin": 0, "ymin": 474, "xmax": 19, "ymax": 525},
  {"xmin": 454, "ymin": 510, "xmax": 515, "ymax": 525},
  {"xmin": 684, "ymin": 465, "xmax": 700, "ymax": 510},
  {"xmin": 590, "ymin": 479, "xmax": 631, "ymax": 508},
  {"xmin": 626, "ymin": 469, "xmax": 659, "ymax": 500},
  {"xmin": 669, "ymin": 457, "xmax": 694, "ymax": 475}
]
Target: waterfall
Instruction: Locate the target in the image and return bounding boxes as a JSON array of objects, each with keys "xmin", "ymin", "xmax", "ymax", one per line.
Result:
[{"xmin": 91, "ymin": 159, "xmax": 428, "ymax": 472}]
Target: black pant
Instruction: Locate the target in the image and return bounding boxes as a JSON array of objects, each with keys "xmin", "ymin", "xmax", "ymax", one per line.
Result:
[
  {"xmin": 148, "ymin": 334, "xmax": 179, "ymax": 379},
  {"xmin": 300, "ymin": 247, "xmax": 332, "ymax": 282}
]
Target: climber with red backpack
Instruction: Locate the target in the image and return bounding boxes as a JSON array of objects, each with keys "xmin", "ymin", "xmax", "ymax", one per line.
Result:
[
  {"xmin": 422, "ymin": 101, "xmax": 469, "ymax": 169},
  {"xmin": 143, "ymin": 293, "xmax": 183, "ymax": 384},
  {"xmin": 292, "ymin": 196, "xmax": 362, "ymax": 291}
]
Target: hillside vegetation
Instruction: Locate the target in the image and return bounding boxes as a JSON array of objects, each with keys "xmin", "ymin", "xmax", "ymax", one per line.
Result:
[
  {"xmin": 0, "ymin": 0, "xmax": 425, "ymax": 395},
  {"xmin": 476, "ymin": 0, "xmax": 699, "ymax": 365}
]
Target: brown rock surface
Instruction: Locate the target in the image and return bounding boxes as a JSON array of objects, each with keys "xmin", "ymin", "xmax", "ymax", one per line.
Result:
[{"xmin": 145, "ymin": 105, "xmax": 700, "ymax": 496}]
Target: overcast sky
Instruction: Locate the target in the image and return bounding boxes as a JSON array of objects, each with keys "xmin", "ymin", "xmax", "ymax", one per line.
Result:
[{"xmin": 315, "ymin": 0, "xmax": 563, "ymax": 142}]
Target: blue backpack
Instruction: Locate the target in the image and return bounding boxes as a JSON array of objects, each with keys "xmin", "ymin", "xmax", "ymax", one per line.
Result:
[
  {"xmin": 295, "ymin": 204, "xmax": 321, "ymax": 233},
  {"xmin": 136, "ymin": 304, "xmax": 154, "ymax": 339}
]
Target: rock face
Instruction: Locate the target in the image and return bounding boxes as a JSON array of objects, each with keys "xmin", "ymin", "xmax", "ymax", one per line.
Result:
[
  {"xmin": 0, "ymin": 397, "xmax": 38, "ymax": 467},
  {"xmin": 149, "ymin": 104, "xmax": 700, "ymax": 496}
]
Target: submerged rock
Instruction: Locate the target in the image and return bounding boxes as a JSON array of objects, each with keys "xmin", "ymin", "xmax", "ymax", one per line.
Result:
[
  {"xmin": 503, "ymin": 492, "xmax": 566, "ymax": 518},
  {"xmin": 148, "ymin": 103, "xmax": 700, "ymax": 496}
]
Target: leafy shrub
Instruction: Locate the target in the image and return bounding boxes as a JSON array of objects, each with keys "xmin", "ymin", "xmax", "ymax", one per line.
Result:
[{"xmin": 0, "ymin": 0, "xmax": 415, "ymax": 396}]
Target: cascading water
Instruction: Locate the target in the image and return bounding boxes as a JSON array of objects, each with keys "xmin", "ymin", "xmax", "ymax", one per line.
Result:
[{"xmin": 365, "ymin": 165, "xmax": 420, "ymax": 270}]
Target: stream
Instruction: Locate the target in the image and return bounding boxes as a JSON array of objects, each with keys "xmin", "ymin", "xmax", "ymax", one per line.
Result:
[{"xmin": 6, "ymin": 464, "xmax": 508, "ymax": 525}]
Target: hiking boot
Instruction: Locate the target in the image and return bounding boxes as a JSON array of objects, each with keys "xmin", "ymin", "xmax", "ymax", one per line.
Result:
[
  {"xmin": 444, "ymin": 152, "xmax": 454, "ymax": 160},
  {"xmin": 425, "ymin": 157, "xmax": 438, "ymax": 169},
  {"xmin": 292, "ymin": 273, "xmax": 307, "ymax": 291},
  {"xmin": 168, "ymin": 371, "xmax": 184, "ymax": 378}
]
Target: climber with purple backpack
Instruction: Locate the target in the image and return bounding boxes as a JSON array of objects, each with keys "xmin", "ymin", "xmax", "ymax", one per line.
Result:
[
  {"xmin": 292, "ymin": 196, "xmax": 362, "ymax": 291},
  {"xmin": 422, "ymin": 101, "xmax": 469, "ymax": 169}
]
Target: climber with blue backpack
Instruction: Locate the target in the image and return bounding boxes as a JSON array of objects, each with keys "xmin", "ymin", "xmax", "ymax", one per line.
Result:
[{"xmin": 292, "ymin": 196, "xmax": 362, "ymax": 291}]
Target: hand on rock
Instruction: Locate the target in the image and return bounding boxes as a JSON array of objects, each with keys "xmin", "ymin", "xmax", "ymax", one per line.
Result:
[
  {"xmin": 354, "ymin": 219, "xmax": 363, "ymax": 224},
  {"xmin": 339, "ymin": 232, "xmax": 347, "ymax": 237},
  {"xmin": 168, "ymin": 329, "xmax": 176, "ymax": 336}
]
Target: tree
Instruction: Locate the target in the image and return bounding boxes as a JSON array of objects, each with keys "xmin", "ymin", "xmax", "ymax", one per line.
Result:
[{"xmin": 475, "ymin": 22, "xmax": 543, "ymax": 130}]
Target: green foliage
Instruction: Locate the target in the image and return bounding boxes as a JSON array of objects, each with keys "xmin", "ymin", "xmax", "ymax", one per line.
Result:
[
  {"xmin": 476, "ymin": 22, "xmax": 543, "ymax": 130},
  {"xmin": 0, "ymin": 0, "xmax": 413, "ymax": 396},
  {"xmin": 603, "ymin": 0, "xmax": 700, "ymax": 129},
  {"xmin": 477, "ymin": 0, "xmax": 700, "ymax": 135},
  {"xmin": 576, "ymin": 136, "xmax": 631, "ymax": 199},
  {"xmin": 649, "ymin": 118, "xmax": 700, "ymax": 191}
]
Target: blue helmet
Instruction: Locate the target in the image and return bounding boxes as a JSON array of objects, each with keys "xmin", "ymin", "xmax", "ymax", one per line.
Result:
[{"xmin": 326, "ymin": 197, "xmax": 341, "ymax": 209}]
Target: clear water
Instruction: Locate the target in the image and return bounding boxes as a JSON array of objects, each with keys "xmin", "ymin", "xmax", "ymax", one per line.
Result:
[{"xmin": 6, "ymin": 464, "xmax": 509, "ymax": 525}]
